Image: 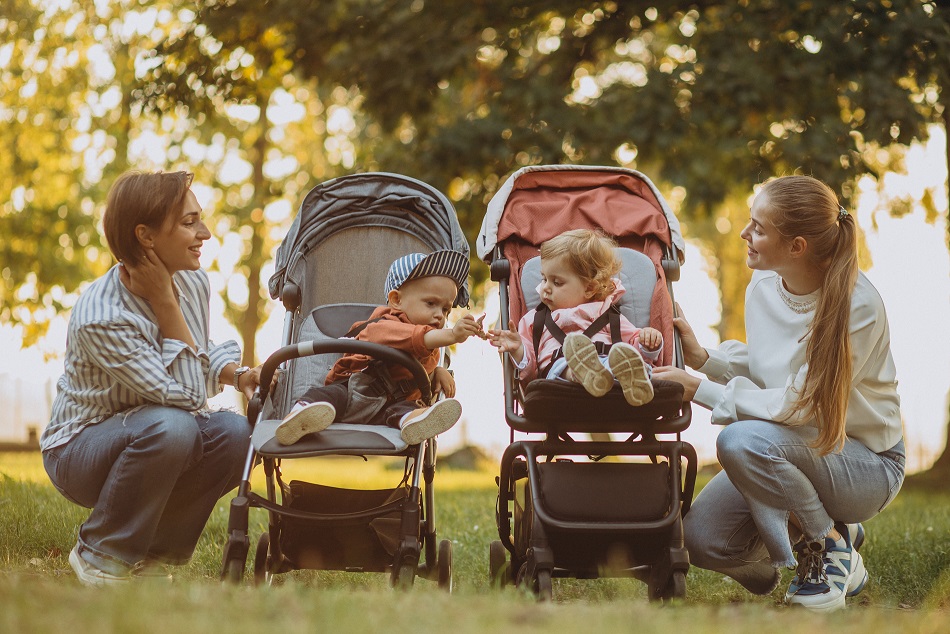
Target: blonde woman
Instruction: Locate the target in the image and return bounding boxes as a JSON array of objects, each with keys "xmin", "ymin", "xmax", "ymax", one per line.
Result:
[{"xmin": 654, "ymin": 175, "xmax": 904, "ymax": 611}]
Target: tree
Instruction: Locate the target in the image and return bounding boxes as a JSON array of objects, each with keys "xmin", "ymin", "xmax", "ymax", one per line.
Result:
[
  {"xmin": 187, "ymin": 1, "xmax": 947, "ymax": 315},
  {"xmin": 138, "ymin": 4, "xmax": 352, "ymax": 364},
  {"xmin": 0, "ymin": 1, "xmax": 123, "ymax": 343},
  {"xmin": 187, "ymin": 0, "xmax": 950, "ymax": 456}
]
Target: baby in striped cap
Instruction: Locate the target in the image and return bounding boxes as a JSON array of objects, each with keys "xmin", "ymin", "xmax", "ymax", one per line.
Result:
[{"xmin": 275, "ymin": 250, "xmax": 485, "ymax": 446}]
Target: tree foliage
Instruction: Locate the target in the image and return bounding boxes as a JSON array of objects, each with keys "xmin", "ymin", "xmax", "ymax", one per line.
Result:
[
  {"xmin": 138, "ymin": 3, "xmax": 357, "ymax": 364},
  {"xmin": 0, "ymin": 1, "xmax": 121, "ymax": 341},
  {"xmin": 179, "ymin": 0, "xmax": 948, "ymax": 341},
  {"xmin": 2, "ymin": 0, "xmax": 948, "ymax": 350},
  {"xmin": 220, "ymin": 1, "xmax": 949, "ymax": 213}
]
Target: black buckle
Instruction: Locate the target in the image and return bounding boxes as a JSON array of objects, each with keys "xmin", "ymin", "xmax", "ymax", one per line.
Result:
[{"xmin": 365, "ymin": 360, "xmax": 412, "ymax": 401}]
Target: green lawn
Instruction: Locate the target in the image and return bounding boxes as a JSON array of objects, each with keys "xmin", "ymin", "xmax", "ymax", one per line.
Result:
[{"xmin": 2, "ymin": 452, "xmax": 949, "ymax": 633}]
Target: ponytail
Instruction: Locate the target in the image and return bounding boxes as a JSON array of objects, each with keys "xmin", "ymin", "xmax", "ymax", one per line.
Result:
[{"xmin": 763, "ymin": 176, "xmax": 858, "ymax": 454}]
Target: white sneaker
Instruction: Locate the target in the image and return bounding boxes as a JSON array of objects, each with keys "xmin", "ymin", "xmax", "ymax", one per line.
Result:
[
  {"xmin": 131, "ymin": 560, "xmax": 174, "ymax": 583},
  {"xmin": 785, "ymin": 527, "xmax": 866, "ymax": 611},
  {"xmin": 563, "ymin": 333, "xmax": 613, "ymax": 397},
  {"xmin": 275, "ymin": 401, "xmax": 336, "ymax": 445},
  {"xmin": 608, "ymin": 342, "xmax": 654, "ymax": 406},
  {"xmin": 399, "ymin": 398, "xmax": 462, "ymax": 445},
  {"xmin": 69, "ymin": 544, "xmax": 130, "ymax": 587},
  {"xmin": 847, "ymin": 523, "xmax": 865, "ymax": 551}
]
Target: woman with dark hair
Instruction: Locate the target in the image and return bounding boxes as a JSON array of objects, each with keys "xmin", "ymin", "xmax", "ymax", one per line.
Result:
[
  {"xmin": 654, "ymin": 175, "xmax": 904, "ymax": 611},
  {"xmin": 42, "ymin": 170, "xmax": 261, "ymax": 586}
]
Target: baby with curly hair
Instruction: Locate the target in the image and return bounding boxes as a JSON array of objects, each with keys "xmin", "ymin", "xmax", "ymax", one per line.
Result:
[{"xmin": 489, "ymin": 229, "xmax": 662, "ymax": 405}]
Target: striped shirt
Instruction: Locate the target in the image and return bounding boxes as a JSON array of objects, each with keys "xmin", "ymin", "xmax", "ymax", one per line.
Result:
[{"xmin": 41, "ymin": 265, "xmax": 242, "ymax": 451}]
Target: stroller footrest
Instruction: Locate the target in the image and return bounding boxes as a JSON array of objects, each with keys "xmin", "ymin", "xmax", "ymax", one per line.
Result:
[{"xmin": 252, "ymin": 420, "xmax": 409, "ymax": 457}]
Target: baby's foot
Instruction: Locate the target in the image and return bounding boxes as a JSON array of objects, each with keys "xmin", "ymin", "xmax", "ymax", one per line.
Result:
[
  {"xmin": 275, "ymin": 401, "xmax": 336, "ymax": 445},
  {"xmin": 608, "ymin": 343, "xmax": 654, "ymax": 406},
  {"xmin": 399, "ymin": 398, "xmax": 462, "ymax": 445},
  {"xmin": 563, "ymin": 333, "xmax": 613, "ymax": 397}
]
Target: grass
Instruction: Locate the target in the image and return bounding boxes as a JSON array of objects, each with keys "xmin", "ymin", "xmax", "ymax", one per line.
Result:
[{"xmin": 2, "ymin": 452, "xmax": 950, "ymax": 632}]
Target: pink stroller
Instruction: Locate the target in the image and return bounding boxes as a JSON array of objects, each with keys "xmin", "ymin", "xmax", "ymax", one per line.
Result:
[{"xmin": 478, "ymin": 165, "xmax": 697, "ymax": 601}]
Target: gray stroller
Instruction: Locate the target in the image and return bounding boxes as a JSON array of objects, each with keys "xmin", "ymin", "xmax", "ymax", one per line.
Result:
[{"xmin": 219, "ymin": 173, "xmax": 468, "ymax": 589}]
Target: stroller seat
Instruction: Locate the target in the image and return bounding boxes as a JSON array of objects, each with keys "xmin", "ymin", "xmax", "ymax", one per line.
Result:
[
  {"xmin": 252, "ymin": 302, "xmax": 412, "ymax": 458},
  {"xmin": 519, "ymin": 379, "xmax": 685, "ymax": 433},
  {"xmin": 252, "ymin": 422, "xmax": 408, "ymax": 457},
  {"xmin": 516, "ymin": 247, "xmax": 686, "ymax": 432}
]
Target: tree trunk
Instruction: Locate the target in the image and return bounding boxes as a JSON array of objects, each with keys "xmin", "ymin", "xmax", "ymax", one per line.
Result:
[
  {"xmin": 238, "ymin": 91, "xmax": 272, "ymax": 366},
  {"xmin": 921, "ymin": 104, "xmax": 950, "ymax": 476},
  {"xmin": 692, "ymin": 193, "xmax": 754, "ymax": 343}
]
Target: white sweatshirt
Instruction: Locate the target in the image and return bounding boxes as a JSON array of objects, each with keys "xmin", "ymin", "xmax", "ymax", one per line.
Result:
[{"xmin": 693, "ymin": 269, "xmax": 902, "ymax": 454}]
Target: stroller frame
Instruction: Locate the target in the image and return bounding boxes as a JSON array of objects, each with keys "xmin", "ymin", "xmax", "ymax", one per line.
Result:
[
  {"xmin": 481, "ymin": 166, "xmax": 698, "ymax": 601},
  {"xmin": 220, "ymin": 172, "xmax": 464, "ymax": 589},
  {"xmin": 220, "ymin": 332, "xmax": 450, "ymax": 588}
]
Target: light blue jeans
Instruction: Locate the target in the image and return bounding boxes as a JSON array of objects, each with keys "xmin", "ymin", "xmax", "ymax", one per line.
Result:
[
  {"xmin": 683, "ymin": 420, "xmax": 905, "ymax": 594},
  {"xmin": 43, "ymin": 406, "xmax": 250, "ymax": 575},
  {"xmin": 547, "ymin": 354, "xmax": 654, "ymax": 381}
]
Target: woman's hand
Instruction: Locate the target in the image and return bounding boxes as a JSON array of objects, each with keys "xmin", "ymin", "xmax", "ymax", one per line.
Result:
[
  {"xmin": 672, "ymin": 303, "xmax": 709, "ymax": 370},
  {"xmin": 118, "ymin": 248, "xmax": 176, "ymax": 307},
  {"xmin": 651, "ymin": 366, "xmax": 702, "ymax": 402},
  {"xmin": 488, "ymin": 320, "xmax": 525, "ymax": 364},
  {"xmin": 119, "ymin": 248, "xmax": 195, "ymax": 349},
  {"xmin": 230, "ymin": 364, "xmax": 278, "ymax": 400},
  {"xmin": 430, "ymin": 366, "xmax": 456, "ymax": 398}
]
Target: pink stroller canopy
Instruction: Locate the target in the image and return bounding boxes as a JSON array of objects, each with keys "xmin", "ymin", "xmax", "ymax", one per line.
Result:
[{"xmin": 477, "ymin": 166, "xmax": 685, "ymax": 366}]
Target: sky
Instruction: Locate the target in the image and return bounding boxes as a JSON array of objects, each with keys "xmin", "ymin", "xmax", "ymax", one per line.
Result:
[{"xmin": 1, "ymin": 127, "xmax": 948, "ymax": 472}]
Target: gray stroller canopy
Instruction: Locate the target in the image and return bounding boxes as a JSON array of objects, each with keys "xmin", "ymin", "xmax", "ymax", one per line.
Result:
[{"xmin": 269, "ymin": 172, "xmax": 471, "ymax": 307}]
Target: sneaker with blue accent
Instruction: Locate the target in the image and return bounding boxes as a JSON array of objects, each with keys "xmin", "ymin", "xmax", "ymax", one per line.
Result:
[
  {"xmin": 785, "ymin": 523, "xmax": 867, "ymax": 611},
  {"xmin": 847, "ymin": 523, "xmax": 865, "ymax": 551}
]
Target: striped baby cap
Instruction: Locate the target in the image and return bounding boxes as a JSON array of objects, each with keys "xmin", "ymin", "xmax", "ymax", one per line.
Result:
[{"xmin": 384, "ymin": 250, "xmax": 470, "ymax": 307}]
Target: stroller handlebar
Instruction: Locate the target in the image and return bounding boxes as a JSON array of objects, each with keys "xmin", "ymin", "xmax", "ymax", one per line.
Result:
[{"xmin": 253, "ymin": 339, "xmax": 433, "ymax": 418}]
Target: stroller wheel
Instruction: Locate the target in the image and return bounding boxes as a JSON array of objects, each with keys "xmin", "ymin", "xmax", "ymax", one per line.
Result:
[
  {"xmin": 253, "ymin": 532, "xmax": 272, "ymax": 586},
  {"xmin": 650, "ymin": 568, "xmax": 688, "ymax": 602},
  {"xmin": 224, "ymin": 557, "xmax": 244, "ymax": 584},
  {"xmin": 536, "ymin": 569, "xmax": 553, "ymax": 602},
  {"xmin": 392, "ymin": 562, "xmax": 416, "ymax": 590},
  {"xmin": 668, "ymin": 570, "xmax": 687, "ymax": 601},
  {"xmin": 437, "ymin": 539, "xmax": 453, "ymax": 592},
  {"xmin": 515, "ymin": 561, "xmax": 553, "ymax": 601},
  {"xmin": 489, "ymin": 540, "xmax": 510, "ymax": 588}
]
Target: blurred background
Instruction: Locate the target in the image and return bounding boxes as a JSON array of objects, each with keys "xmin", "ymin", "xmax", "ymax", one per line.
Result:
[{"xmin": 1, "ymin": 1, "xmax": 948, "ymax": 474}]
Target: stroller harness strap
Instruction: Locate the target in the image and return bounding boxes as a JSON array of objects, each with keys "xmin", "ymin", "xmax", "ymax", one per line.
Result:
[
  {"xmin": 532, "ymin": 302, "xmax": 622, "ymax": 379},
  {"xmin": 341, "ymin": 317, "xmax": 419, "ymax": 403}
]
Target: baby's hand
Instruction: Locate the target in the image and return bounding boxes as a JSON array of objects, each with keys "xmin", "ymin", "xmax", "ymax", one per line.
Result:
[
  {"xmin": 451, "ymin": 313, "xmax": 484, "ymax": 343},
  {"xmin": 488, "ymin": 320, "xmax": 525, "ymax": 361},
  {"xmin": 639, "ymin": 327, "xmax": 663, "ymax": 352},
  {"xmin": 473, "ymin": 314, "xmax": 489, "ymax": 339},
  {"xmin": 430, "ymin": 366, "xmax": 456, "ymax": 398}
]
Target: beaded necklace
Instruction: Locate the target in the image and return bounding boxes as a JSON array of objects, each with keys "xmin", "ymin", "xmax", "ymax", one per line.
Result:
[{"xmin": 775, "ymin": 275, "xmax": 817, "ymax": 314}]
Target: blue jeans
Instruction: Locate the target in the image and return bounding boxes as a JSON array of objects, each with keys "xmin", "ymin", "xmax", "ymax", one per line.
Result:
[
  {"xmin": 547, "ymin": 353, "xmax": 654, "ymax": 381},
  {"xmin": 43, "ymin": 406, "xmax": 250, "ymax": 575},
  {"xmin": 683, "ymin": 420, "xmax": 905, "ymax": 594}
]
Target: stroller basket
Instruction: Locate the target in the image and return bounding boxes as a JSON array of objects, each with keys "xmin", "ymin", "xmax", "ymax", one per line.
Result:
[
  {"xmin": 536, "ymin": 462, "xmax": 671, "ymax": 523},
  {"xmin": 280, "ymin": 481, "xmax": 408, "ymax": 572},
  {"xmin": 514, "ymin": 461, "xmax": 676, "ymax": 575}
]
